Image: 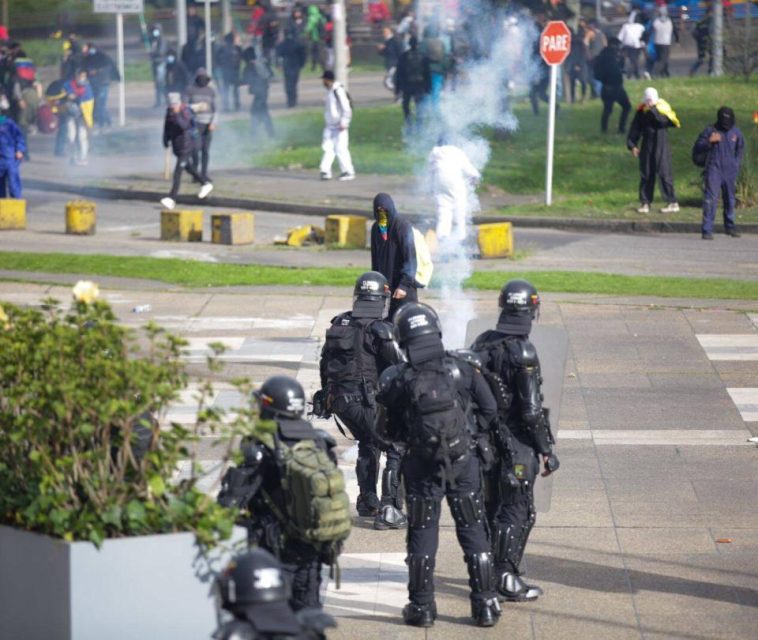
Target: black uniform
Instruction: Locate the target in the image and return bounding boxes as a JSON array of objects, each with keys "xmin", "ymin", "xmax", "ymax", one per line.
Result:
[
  {"xmin": 320, "ymin": 309, "xmax": 404, "ymax": 518},
  {"xmin": 218, "ymin": 418, "xmax": 338, "ymax": 611},
  {"xmin": 393, "ymin": 42, "xmax": 430, "ymax": 133},
  {"xmin": 626, "ymin": 102, "xmax": 678, "ymax": 206},
  {"xmin": 378, "ymin": 349, "xmax": 499, "ymax": 619},
  {"xmin": 242, "ymin": 49, "xmax": 275, "ymax": 140},
  {"xmin": 593, "ymin": 42, "xmax": 631, "ymax": 134},
  {"xmin": 471, "ymin": 323, "xmax": 555, "ymax": 592}
]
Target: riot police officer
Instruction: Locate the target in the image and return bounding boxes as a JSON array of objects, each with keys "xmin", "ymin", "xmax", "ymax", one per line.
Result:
[
  {"xmin": 218, "ymin": 376, "xmax": 351, "ymax": 612},
  {"xmin": 377, "ymin": 302, "xmax": 502, "ymax": 628},
  {"xmin": 215, "ymin": 547, "xmax": 337, "ymax": 639},
  {"xmin": 316, "ymin": 271, "xmax": 406, "ymax": 530},
  {"xmin": 470, "ymin": 279, "xmax": 560, "ymax": 602}
]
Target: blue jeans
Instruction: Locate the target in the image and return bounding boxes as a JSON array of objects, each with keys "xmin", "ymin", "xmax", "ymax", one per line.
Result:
[
  {"xmin": 93, "ymin": 84, "xmax": 111, "ymax": 127},
  {"xmin": 0, "ymin": 163, "xmax": 22, "ymax": 198}
]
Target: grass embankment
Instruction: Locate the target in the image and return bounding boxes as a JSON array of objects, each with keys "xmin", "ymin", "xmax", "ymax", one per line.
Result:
[
  {"xmin": 254, "ymin": 76, "xmax": 758, "ymax": 221},
  {"xmin": 2, "ymin": 251, "xmax": 758, "ymax": 301}
]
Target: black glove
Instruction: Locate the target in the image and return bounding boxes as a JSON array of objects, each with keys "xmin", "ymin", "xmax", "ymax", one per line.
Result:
[{"xmin": 310, "ymin": 389, "xmax": 331, "ymax": 419}]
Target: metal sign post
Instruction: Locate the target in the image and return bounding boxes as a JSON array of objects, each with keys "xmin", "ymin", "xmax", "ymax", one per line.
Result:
[
  {"xmin": 93, "ymin": 0, "xmax": 143, "ymax": 127},
  {"xmin": 539, "ymin": 21, "xmax": 571, "ymax": 206},
  {"xmin": 202, "ymin": 0, "xmax": 220, "ymax": 78}
]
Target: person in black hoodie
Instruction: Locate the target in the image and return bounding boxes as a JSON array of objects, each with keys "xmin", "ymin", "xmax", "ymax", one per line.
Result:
[
  {"xmin": 370, "ymin": 192, "xmax": 418, "ymax": 319},
  {"xmin": 593, "ymin": 37, "xmax": 631, "ymax": 134}
]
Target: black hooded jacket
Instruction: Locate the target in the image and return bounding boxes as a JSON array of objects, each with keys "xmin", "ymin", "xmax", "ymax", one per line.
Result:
[{"xmin": 370, "ymin": 193, "xmax": 417, "ymax": 294}]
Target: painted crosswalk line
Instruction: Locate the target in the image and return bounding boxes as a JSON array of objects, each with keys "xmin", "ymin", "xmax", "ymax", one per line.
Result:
[
  {"xmin": 696, "ymin": 335, "xmax": 758, "ymax": 361},
  {"xmin": 559, "ymin": 429, "xmax": 754, "ymax": 446},
  {"xmin": 727, "ymin": 389, "xmax": 758, "ymax": 422}
]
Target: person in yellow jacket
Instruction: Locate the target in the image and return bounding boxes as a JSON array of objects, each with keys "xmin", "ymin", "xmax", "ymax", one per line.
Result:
[
  {"xmin": 62, "ymin": 69, "xmax": 94, "ymax": 166},
  {"xmin": 626, "ymin": 87, "xmax": 680, "ymax": 214}
]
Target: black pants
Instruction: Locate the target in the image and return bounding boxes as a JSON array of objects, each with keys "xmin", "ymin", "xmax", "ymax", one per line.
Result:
[
  {"xmin": 654, "ymin": 44, "xmax": 671, "ymax": 77},
  {"xmin": 568, "ymin": 62, "xmax": 587, "ymax": 103},
  {"xmin": 485, "ymin": 433, "xmax": 539, "ymax": 575},
  {"xmin": 388, "ymin": 286, "xmax": 418, "ymax": 321},
  {"xmin": 600, "ymin": 84, "xmax": 631, "ymax": 133},
  {"xmin": 169, "ymin": 153, "xmax": 205, "ymax": 198},
  {"xmin": 221, "ymin": 77, "xmax": 240, "ymax": 111},
  {"xmin": 404, "ymin": 453, "xmax": 493, "ymax": 605},
  {"xmin": 281, "ymin": 547, "xmax": 323, "ymax": 611},
  {"xmin": 191, "ymin": 123, "xmax": 212, "ymax": 181},
  {"xmin": 283, "ymin": 66, "xmax": 300, "ymax": 108},
  {"xmin": 529, "ymin": 78, "xmax": 549, "ymax": 115},
  {"xmin": 401, "ymin": 90, "xmax": 425, "ymax": 131},
  {"xmin": 623, "ymin": 46, "xmax": 641, "ymax": 78},
  {"xmin": 332, "ymin": 398, "xmax": 402, "ymax": 506},
  {"xmin": 639, "ymin": 150, "xmax": 676, "ymax": 205}
]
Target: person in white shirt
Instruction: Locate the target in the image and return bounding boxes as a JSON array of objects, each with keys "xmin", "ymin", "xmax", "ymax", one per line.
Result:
[
  {"xmin": 427, "ymin": 138, "xmax": 480, "ymax": 246},
  {"xmin": 319, "ymin": 70, "xmax": 355, "ymax": 181},
  {"xmin": 618, "ymin": 12, "xmax": 645, "ymax": 79},
  {"xmin": 652, "ymin": 7, "xmax": 675, "ymax": 77}
]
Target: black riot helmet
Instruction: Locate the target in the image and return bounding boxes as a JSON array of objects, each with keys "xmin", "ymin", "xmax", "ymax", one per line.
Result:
[
  {"xmin": 394, "ymin": 302, "xmax": 442, "ymax": 346},
  {"xmin": 497, "ymin": 279, "xmax": 540, "ymax": 335},
  {"xmin": 216, "ymin": 548, "xmax": 302, "ymax": 636},
  {"xmin": 254, "ymin": 375, "xmax": 306, "ymax": 419},
  {"xmin": 353, "ymin": 271, "xmax": 390, "ymax": 318}
]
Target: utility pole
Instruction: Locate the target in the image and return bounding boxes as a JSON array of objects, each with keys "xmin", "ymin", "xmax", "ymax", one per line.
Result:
[
  {"xmin": 177, "ymin": 0, "xmax": 187, "ymax": 49},
  {"xmin": 333, "ymin": 0, "xmax": 348, "ymax": 89},
  {"xmin": 2, "ymin": 0, "xmax": 8, "ymax": 30},
  {"xmin": 221, "ymin": 0, "xmax": 232, "ymax": 35},
  {"xmin": 712, "ymin": 0, "xmax": 723, "ymax": 76}
]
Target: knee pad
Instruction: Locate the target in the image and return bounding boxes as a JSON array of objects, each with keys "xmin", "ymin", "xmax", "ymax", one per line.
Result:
[
  {"xmin": 406, "ymin": 495, "xmax": 441, "ymax": 529},
  {"xmin": 407, "ymin": 554, "xmax": 435, "ymax": 594},
  {"xmin": 448, "ymin": 492, "xmax": 484, "ymax": 528}
]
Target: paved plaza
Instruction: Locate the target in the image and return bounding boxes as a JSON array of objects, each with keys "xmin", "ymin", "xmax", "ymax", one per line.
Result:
[{"xmin": 2, "ymin": 279, "xmax": 756, "ymax": 639}]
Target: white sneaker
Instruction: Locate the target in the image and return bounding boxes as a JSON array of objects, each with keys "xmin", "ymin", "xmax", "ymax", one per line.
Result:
[
  {"xmin": 160, "ymin": 197, "xmax": 176, "ymax": 210},
  {"xmin": 637, "ymin": 203, "xmax": 650, "ymax": 214},
  {"xmin": 661, "ymin": 202, "xmax": 680, "ymax": 213},
  {"xmin": 338, "ymin": 172, "xmax": 356, "ymax": 181},
  {"xmin": 320, "ymin": 172, "xmax": 332, "ymax": 181},
  {"xmin": 198, "ymin": 183, "xmax": 214, "ymax": 199}
]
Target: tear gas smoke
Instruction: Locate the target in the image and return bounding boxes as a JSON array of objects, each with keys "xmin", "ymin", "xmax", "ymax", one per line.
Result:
[{"xmin": 413, "ymin": 3, "xmax": 540, "ymax": 347}]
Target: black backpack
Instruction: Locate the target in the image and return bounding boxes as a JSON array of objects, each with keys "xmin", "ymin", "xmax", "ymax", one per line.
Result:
[
  {"xmin": 692, "ymin": 134, "xmax": 709, "ymax": 168},
  {"xmin": 323, "ymin": 316, "xmax": 375, "ymax": 394},
  {"xmin": 404, "ymin": 50, "xmax": 425, "ymax": 88},
  {"xmin": 403, "ymin": 361, "xmax": 469, "ymax": 467}
]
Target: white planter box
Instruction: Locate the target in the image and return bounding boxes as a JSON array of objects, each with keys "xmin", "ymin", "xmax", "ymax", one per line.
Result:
[{"xmin": 0, "ymin": 524, "xmax": 246, "ymax": 640}]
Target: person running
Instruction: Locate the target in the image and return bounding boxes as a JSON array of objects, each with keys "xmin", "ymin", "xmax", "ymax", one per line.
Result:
[{"xmin": 160, "ymin": 92, "xmax": 212, "ymax": 210}]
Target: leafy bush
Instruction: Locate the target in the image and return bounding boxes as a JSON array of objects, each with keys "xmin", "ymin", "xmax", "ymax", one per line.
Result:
[{"xmin": 0, "ymin": 293, "xmax": 239, "ymax": 547}]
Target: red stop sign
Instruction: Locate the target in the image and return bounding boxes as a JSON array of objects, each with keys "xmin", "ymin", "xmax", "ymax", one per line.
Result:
[{"xmin": 540, "ymin": 21, "xmax": 572, "ymax": 66}]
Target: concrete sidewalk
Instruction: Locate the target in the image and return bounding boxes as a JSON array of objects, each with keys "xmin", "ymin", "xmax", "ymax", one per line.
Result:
[{"xmin": 2, "ymin": 281, "xmax": 757, "ymax": 639}]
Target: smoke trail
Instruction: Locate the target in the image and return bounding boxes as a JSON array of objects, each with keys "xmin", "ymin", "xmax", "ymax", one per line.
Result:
[{"xmin": 413, "ymin": 2, "xmax": 540, "ymax": 347}]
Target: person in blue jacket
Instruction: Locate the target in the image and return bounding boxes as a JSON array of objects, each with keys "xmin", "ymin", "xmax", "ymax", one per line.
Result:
[
  {"xmin": 0, "ymin": 94, "xmax": 26, "ymax": 198},
  {"xmin": 693, "ymin": 107, "xmax": 744, "ymax": 240},
  {"xmin": 370, "ymin": 192, "xmax": 418, "ymax": 320}
]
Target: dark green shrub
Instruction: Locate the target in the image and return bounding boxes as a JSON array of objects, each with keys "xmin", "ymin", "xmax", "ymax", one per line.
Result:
[{"xmin": 0, "ymin": 295, "xmax": 238, "ymax": 547}]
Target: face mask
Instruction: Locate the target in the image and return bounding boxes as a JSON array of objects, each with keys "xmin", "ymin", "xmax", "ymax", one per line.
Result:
[
  {"xmin": 153, "ymin": 30, "xmax": 160, "ymax": 38},
  {"xmin": 377, "ymin": 209, "xmax": 389, "ymax": 228},
  {"xmin": 167, "ymin": 55, "xmax": 175, "ymax": 64},
  {"xmin": 196, "ymin": 76, "xmax": 210, "ymax": 87},
  {"xmin": 716, "ymin": 108, "xmax": 735, "ymax": 131}
]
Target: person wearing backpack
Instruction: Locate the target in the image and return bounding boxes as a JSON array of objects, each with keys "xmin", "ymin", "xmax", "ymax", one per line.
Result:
[
  {"xmin": 370, "ymin": 192, "xmax": 419, "ymax": 319},
  {"xmin": 319, "ymin": 70, "xmax": 354, "ymax": 181},
  {"xmin": 693, "ymin": 107, "xmax": 744, "ymax": 240},
  {"xmin": 419, "ymin": 24, "xmax": 447, "ymax": 112},
  {"xmin": 394, "ymin": 36, "xmax": 429, "ymax": 136},
  {"xmin": 377, "ymin": 302, "xmax": 503, "ymax": 628},
  {"xmin": 470, "ymin": 279, "xmax": 560, "ymax": 604},
  {"xmin": 217, "ymin": 375, "xmax": 351, "ymax": 613},
  {"xmin": 242, "ymin": 46, "xmax": 275, "ymax": 141},
  {"xmin": 316, "ymin": 271, "xmax": 406, "ymax": 529}
]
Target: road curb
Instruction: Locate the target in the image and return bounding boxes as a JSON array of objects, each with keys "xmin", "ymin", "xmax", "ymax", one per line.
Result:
[{"xmin": 26, "ymin": 178, "xmax": 758, "ymax": 235}]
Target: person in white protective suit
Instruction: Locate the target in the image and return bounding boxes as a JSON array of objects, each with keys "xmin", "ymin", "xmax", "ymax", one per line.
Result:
[
  {"xmin": 319, "ymin": 69, "xmax": 355, "ymax": 181},
  {"xmin": 427, "ymin": 140, "xmax": 480, "ymax": 244}
]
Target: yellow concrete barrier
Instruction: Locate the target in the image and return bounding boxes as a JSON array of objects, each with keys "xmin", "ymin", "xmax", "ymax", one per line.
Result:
[
  {"xmin": 161, "ymin": 210, "xmax": 203, "ymax": 242},
  {"xmin": 211, "ymin": 212, "xmax": 254, "ymax": 245},
  {"xmin": 325, "ymin": 215, "xmax": 367, "ymax": 248},
  {"xmin": 476, "ymin": 222, "xmax": 514, "ymax": 259},
  {"xmin": 65, "ymin": 200, "xmax": 96, "ymax": 235},
  {"xmin": 0, "ymin": 199, "xmax": 26, "ymax": 230}
]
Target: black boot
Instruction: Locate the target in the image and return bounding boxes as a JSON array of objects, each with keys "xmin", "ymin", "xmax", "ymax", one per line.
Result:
[
  {"xmin": 471, "ymin": 597, "xmax": 501, "ymax": 627},
  {"xmin": 497, "ymin": 572, "xmax": 544, "ymax": 602},
  {"xmin": 402, "ymin": 602, "xmax": 436, "ymax": 627},
  {"xmin": 374, "ymin": 504, "xmax": 407, "ymax": 530},
  {"xmin": 356, "ymin": 493, "xmax": 380, "ymax": 517}
]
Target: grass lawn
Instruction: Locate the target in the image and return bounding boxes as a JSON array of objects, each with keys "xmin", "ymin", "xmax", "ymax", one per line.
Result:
[
  {"xmin": 251, "ymin": 76, "xmax": 757, "ymax": 221},
  {"xmin": 2, "ymin": 251, "xmax": 758, "ymax": 302}
]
